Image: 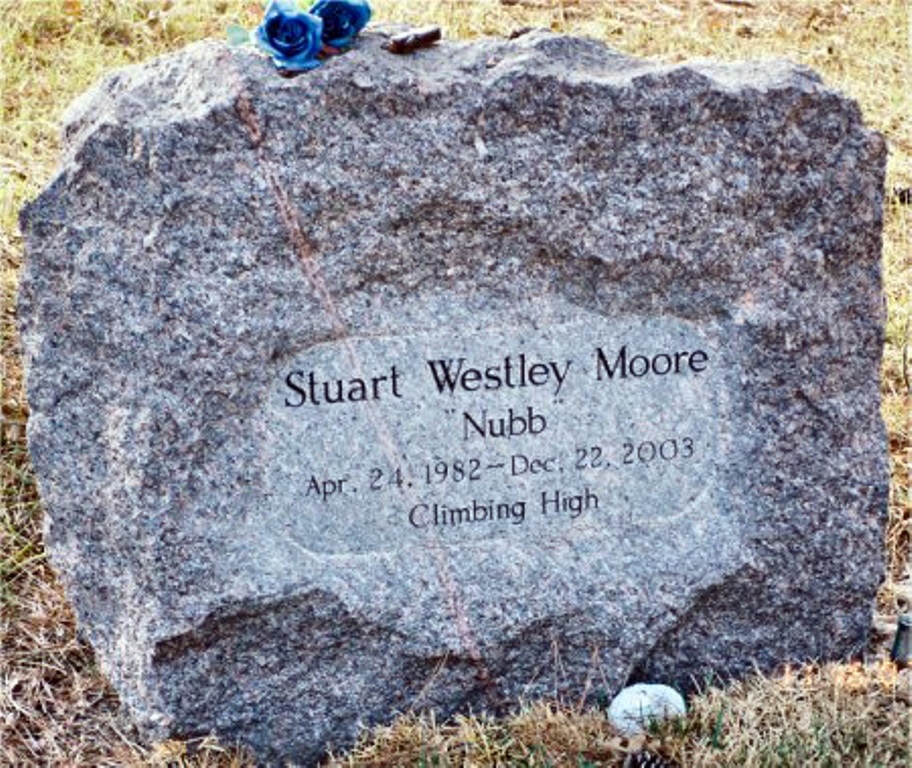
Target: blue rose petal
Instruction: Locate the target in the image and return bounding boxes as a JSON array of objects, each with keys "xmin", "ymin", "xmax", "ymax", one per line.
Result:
[
  {"xmin": 255, "ymin": 0, "xmax": 324, "ymax": 71},
  {"xmin": 309, "ymin": 0, "xmax": 371, "ymax": 49}
]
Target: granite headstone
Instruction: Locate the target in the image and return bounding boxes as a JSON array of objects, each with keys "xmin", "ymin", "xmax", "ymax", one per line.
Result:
[{"xmin": 18, "ymin": 31, "xmax": 888, "ymax": 763}]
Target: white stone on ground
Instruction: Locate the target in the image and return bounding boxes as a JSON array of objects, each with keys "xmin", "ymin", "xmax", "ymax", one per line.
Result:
[{"xmin": 607, "ymin": 683, "xmax": 686, "ymax": 735}]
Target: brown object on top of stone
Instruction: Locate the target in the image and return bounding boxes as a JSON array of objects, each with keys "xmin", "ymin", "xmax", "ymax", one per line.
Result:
[{"xmin": 384, "ymin": 25, "xmax": 441, "ymax": 54}]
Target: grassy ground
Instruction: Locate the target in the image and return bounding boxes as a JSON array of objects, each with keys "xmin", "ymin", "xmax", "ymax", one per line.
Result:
[{"xmin": 1, "ymin": 1, "xmax": 910, "ymax": 765}]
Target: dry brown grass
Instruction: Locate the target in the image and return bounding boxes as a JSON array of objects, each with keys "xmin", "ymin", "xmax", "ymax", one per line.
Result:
[
  {"xmin": 1, "ymin": 1, "xmax": 910, "ymax": 765},
  {"xmin": 326, "ymin": 703, "xmax": 662, "ymax": 766},
  {"xmin": 324, "ymin": 662, "xmax": 912, "ymax": 767}
]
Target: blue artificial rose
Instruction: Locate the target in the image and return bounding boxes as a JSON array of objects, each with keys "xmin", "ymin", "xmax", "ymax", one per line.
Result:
[
  {"xmin": 255, "ymin": 0, "xmax": 324, "ymax": 71},
  {"xmin": 309, "ymin": 0, "xmax": 371, "ymax": 49}
]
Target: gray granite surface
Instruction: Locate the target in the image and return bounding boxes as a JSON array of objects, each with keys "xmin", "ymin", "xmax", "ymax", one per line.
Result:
[{"xmin": 18, "ymin": 30, "xmax": 888, "ymax": 764}]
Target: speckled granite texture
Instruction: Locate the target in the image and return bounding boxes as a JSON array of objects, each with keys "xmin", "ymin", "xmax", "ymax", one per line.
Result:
[{"xmin": 18, "ymin": 31, "xmax": 888, "ymax": 764}]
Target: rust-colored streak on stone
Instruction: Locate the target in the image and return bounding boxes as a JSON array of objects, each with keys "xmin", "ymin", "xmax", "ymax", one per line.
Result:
[{"xmin": 232, "ymin": 70, "xmax": 492, "ymax": 693}]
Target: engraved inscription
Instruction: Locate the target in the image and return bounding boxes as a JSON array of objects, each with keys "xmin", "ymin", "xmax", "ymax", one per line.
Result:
[{"xmin": 263, "ymin": 315, "xmax": 727, "ymax": 554}]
